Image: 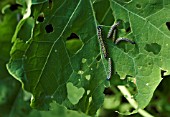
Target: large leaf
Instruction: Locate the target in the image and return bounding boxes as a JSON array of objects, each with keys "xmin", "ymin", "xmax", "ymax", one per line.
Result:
[
  {"xmin": 107, "ymin": 0, "xmax": 170, "ymax": 109},
  {"xmin": 7, "ymin": 0, "xmax": 108, "ymax": 115},
  {"xmin": 0, "ymin": 2, "xmax": 75, "ymax": 117}
]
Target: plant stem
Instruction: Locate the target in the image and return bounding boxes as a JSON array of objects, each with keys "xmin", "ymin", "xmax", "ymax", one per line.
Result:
[{"xmin": 117, "ymin": 85, "xmax": 154, "ymax": 117}]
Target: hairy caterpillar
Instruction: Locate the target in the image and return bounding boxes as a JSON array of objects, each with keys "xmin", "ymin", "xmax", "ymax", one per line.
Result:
[
  {"xmin": 115, "ymin": 37, "xmax": 135, "ymax": 45},
  {"xmin": 107, "ymin": 57, "xmax": 112, "ymax": 80},
  {"xmin": 97, "ymin": 26, "xmax": 107, "ymax": 58},
  {"xmin": 107, "ymin": 21, "xmax": 120, "ymax": 38}
]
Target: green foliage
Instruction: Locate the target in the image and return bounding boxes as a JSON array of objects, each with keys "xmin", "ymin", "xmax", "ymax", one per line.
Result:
[
  {"xmin": 1, "ymin": 0, "xmax": 170, "ymax": 116},
  {"xmin": 0, "ymin": 5, "xmax": 31, "ymax": 117}
]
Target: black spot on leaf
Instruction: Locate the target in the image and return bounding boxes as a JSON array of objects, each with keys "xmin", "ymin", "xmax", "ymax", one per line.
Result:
[
  {"xmin": 144, "ymin": 43, "xmax": 161, "ymax": 55},
  {"xmin": 45, "ymin": 24, "xmax": 53, "ymax": 33},
  {"xmin": 166, "ymin": 22, "xmax": 170, "ymax": 31}
]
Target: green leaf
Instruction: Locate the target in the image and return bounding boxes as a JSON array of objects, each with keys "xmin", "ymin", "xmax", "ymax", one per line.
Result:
[
  {"xmin": 12, "ymin": 0, "xmax": 32, "ymax": 42},
  {"xmin": 107, "ymin": 0, "xmax": 170, "ymax": 110},
  {"xmin": 7, "ymin": 0, "xmax": 108, "ymax": 115},
  {"xmin": 93, "ymin": 0, "xmax": 114, "ymax": 26},
  {"xmin": 28, "ymin": 101, "xmax": 90, "ymax": 117},
  {"xmin": 0, "ymin": 5, "xmax": 32, "ymax": 117}
]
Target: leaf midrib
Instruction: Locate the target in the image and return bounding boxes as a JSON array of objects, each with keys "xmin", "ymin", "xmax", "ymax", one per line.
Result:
[{"xmin": 33, "ymin": 0, "xmax": 82, "ymax": 91}]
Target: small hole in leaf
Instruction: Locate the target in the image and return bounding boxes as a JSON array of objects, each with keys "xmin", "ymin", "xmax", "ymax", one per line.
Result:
[
  {"xmin": 48, "ymin": 0, "xmax": 53, "ymax": 9},
  {"xmin": 96, "ymin": 55, "xmax": 101, "ymax": 61},
  {"xmin": 126, "ymin": 27, "xmax": 131, "ymax": 33},
  {"xmin": 144, "ymin": 43, "xmax": 161, "ymax": 55},
  {"xmin": 161, "ymin": 70, "xmax": 170, "ymax": 78},
  {"xmin": 124, "ymin": 22, "xmax": 131, "ymax": 33},
  {"xmin": 161, "ymin": 70, "xmax": 166, "ymax": 78},
  {"xmin": 45, "ymin": 24, "xmax": 53, "ymax": 33},
  {"xmin": 10, "ymin": 4, "xmax": 22, "ymax": 11},
  {"xmin": 66, "ymin": 33, "xmax": 83, "ymax": 55},
  {"xmin": 67, "ymin": 33, "xmax": 79, "ymax": 40},
  {"xmin": 121, "ymin": 95, "xmax": 128, "ymax": 103},
  {"xmin": 37, "ymin": 13, "xmax": 45, "ymax": 22},
  {"xmin": 166, "ymin": 22, "xmax": 170, "ymax": 31},
  {"xmin": 136, "ymin": 4, "xmax": 142, "ymax": 9}
]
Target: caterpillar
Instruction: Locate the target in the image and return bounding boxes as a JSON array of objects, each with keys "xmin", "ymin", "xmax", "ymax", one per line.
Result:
[
  {"xmin": 97, "ymin": 26, "xmax": 107, "ymax": 58},
  {"xmin": 107, "ymin": 21, "xmax": 120, "ymax": 38},
  {"xmin": 115, "ymin": 37, "xmax": 135, "ymax": 45},
  {"xmin": 112, "ymin": 28, "xmax": 117, "ymax": 43},
  {"xmin": 107, "ymin": 58, "xmax": 112, "ymax": 80}
]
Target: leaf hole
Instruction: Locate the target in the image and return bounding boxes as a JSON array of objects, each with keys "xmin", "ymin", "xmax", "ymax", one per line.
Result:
[
  {"xmin": 161, "ymin": 70, "xmax": 166, "ymax": 78},
  {"xmin": 166, "ymin": 22, "xmax": 170, "ymax": 31},
  {"xmin": 136, "ymin": 4, "xmax": 142, "ymax": 9},
  {"xmin": 144, "ymin": 43, "xmax": 161, "ymax": 55},
  {"xmin": 125, "ymin": 22, "xmax": 131, "ymax": 33},
  {"xmin": 161, "ymin": 70, "xmax": 170, "ymax": 78},
  {"xmin": 45, "ymin": 24, "xmax": 53, "ymax": 33},
  {"xmin": 67, "ymin": 33, "xmax": 79, "ymax": 40},
  {"xmin": 66, "ymin": 33, "xmax": 83, "ymax": 55},
  {"xmin": 37, "ymin": 13, "xmax": 45, "ymax": 22},
  {"xmin": 96, "ymin": 55, "xmax": 101, "ymax": 61},
  {"xmin": 126, "ymin": 27, "xmax": 131, "ymax": 33}
]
